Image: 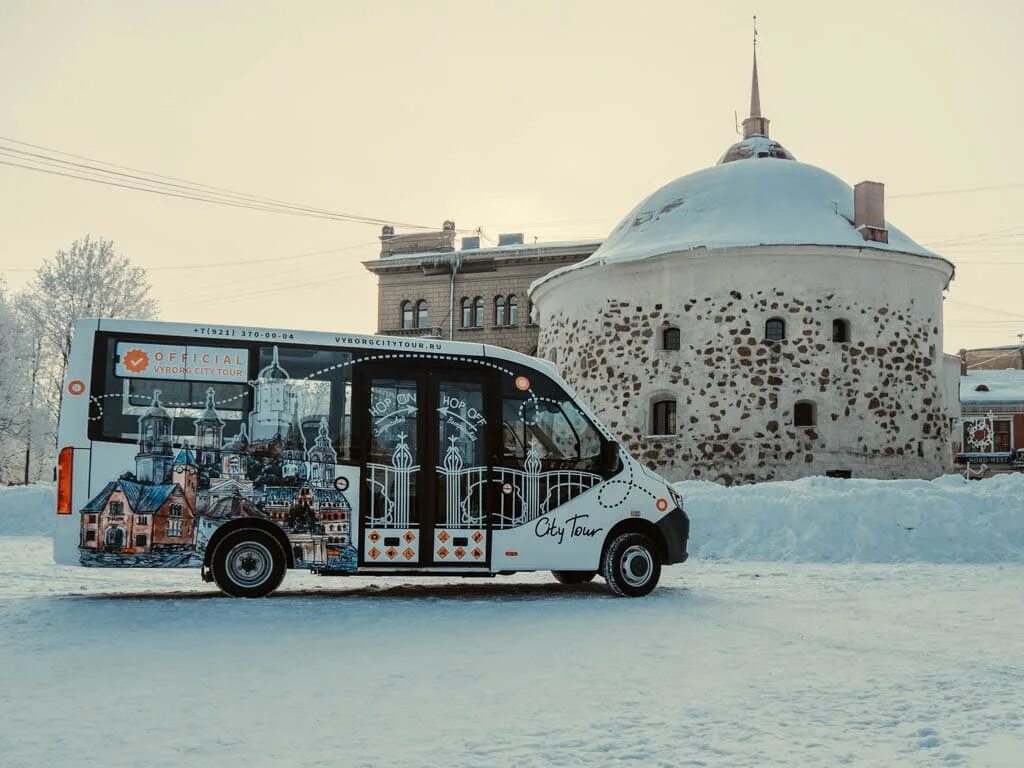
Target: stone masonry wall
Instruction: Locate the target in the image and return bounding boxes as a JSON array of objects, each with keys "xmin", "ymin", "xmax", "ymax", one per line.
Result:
[{"xmin": 539, "ymin": 288, "xmax": 951, "ymax": 484}]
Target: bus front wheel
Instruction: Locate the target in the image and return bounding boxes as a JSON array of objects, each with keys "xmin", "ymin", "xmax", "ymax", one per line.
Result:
[
  {"xmin": 602, "ymin": 532, "xmax": 662, "ymax": 597},
  {"xmin": 210, "ymin": 528, "xmax": 287, "ymax": 598},
  {"xmin": 552, "ymin": 570, "xmax": 596, "ymax": 585}
]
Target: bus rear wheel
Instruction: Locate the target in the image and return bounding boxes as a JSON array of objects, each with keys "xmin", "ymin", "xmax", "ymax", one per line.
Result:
[
  {"xmin": 552, "ymin": 570, "xmax": 596, "ymax": 585},
  {"xmin": 211, "ymin": 528, "xmax": 286, "ymax": 598},
  {"xmin": 603, "ymin": 532, "xmax": 661, "ymax": 597}
]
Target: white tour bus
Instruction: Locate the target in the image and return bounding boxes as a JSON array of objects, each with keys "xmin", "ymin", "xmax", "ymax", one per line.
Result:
[{"xmin": 54, "ymin": 319, "xmax": 689, "ymax": 597}]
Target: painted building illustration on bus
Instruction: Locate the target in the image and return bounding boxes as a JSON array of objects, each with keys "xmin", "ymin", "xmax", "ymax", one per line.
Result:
[{"xmin": 79, "ymin": 347, "xmax": 357, "ymax": 570}]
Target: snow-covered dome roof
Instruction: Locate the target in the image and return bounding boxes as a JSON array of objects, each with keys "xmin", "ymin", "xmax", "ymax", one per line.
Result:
[{"xmin": 538, "ymin": 157, "xmax": 939, "ymax": 287}]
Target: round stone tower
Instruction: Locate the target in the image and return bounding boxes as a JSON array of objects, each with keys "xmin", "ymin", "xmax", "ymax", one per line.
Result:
[{"xmin": 531, "ymin": 47, "xmax": 956, "ymax": 484}]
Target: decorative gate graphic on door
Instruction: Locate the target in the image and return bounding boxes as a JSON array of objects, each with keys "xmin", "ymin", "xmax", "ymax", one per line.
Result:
[
  {"xmin": 364, "ymin": 380, "xmax": 421, "ymax": 563},
  {"xmin": 433, "ymin": 381, "xmax": 488, "ymax": 564}
]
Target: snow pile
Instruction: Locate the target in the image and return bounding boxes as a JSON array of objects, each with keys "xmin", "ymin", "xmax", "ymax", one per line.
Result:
[
  {"xmin": 0, "ymin": 484, "xmax": 55, "ymax": 536},
  {"xmin": 679, "ymin": 473, "xmax": 1024, "ymax": 563}
]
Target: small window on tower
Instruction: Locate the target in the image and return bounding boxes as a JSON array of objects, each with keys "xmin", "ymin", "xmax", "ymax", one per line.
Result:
[
  {"xmin": 651, "ymin": 398, "xmax": 677, "ymax": 435},
  {"xmin": 662, "ymin": 326, "xmax": 681, "ymax": 351},
  {"xmin": 765, "ymin": 318, "xmax": 786, "ymax": 342},
  {"xmin": 794, "ymin": 400, "xmax": 817, "ymax": 428},
  {"xmin": 832, "ymin": 319, "xmax": 851, "ymax": 343}
]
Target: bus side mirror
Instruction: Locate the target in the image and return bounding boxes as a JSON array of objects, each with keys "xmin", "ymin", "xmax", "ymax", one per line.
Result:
[{"xmin": 601, "ymin": 442, "xmax": 621, "ymax": 475}]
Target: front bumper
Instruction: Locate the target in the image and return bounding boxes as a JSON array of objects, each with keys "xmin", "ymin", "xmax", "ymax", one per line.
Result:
[{"xmin": 656, "ymin": 506, "xmax": 690, "ymax": 565}]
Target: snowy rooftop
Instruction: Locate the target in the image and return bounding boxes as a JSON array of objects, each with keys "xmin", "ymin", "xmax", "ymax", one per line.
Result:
[
  {"xmin": 534, "ymin": 157, "xmax": 948, "ymax": 289},
  {"xmin": 961, "ymin": 369, "xmax": 1024, "ymax": 405}
]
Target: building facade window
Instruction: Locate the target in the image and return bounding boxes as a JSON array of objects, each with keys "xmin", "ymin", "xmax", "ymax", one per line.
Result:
[
  {"xmin": 794, "ymin": 400, "xmax": 817, "ymax": 427},
  {"xmin": 134, "ymin": 534, "xmax": 148, "ymax": 548},
  {"xmin": 473, "ymin": 297, "xmax": 484, "ymax": 328},
  {"xmin": 495, "ymin": 296, "xmax": 506, "ymax": 326},
  {"xmin": 137, "ymin": 516, "xmax": 148, "ymax": 526},
  {"xmin": 416, "ymin": 300, "xmax": 428, "ymax": 328},
  {"xmin": 85, "ymin": 529, "xmax": 96, "ymax": 541},
  {"xmin": 401, "ymin": 301, "xmax": 413, "ymax": 329},
  {"xmin": 169, "ymin": 503, "xmax": 183, "ymax": 517},
  {"xmin": 651, "ymin": 399, "xmax": 677, "ymax": 435},
  {"xmin": 661, "ymin": 326, "xmax": 681, "ymax": 351},
  {"xmin": 508, "ymin": 295, "xmax": 518, "ymax": 325},
  {"xmin": 461, "ymin": 297, "xmax": 472, "ymax": 328},
  {"xmin": 167, "ymin": 519, "xmax": 183, "ymax": 537},
  {"xmin": 110, "ymin": 501, "xmax": 123, "ymax": 516},
  {"xmin": 765, "ymin": 318, "xmax": 786, "ymax": 342},
  {"xmin": 832, "ymin": 319, "xmax": 851, "ymax": 342}
]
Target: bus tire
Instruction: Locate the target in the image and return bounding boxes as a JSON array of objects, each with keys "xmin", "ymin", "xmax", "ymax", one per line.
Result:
[
  {"xmin": 210, "ymin": 528, "xmax": 286, "ymax": 598},
  {"xmin": 602, "ymin": 532, "xmax": 661, "ymax": 598},
  {"xmin": 551, "ymin": 570, "xmax": 596, "ymax": 585}
]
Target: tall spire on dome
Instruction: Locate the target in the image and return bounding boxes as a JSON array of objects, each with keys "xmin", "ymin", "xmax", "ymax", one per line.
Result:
[
  {"xmin": 742, "ymin": 16, "xmax": 770, "ymax": 139},
  {"xmin": 749, "ymin": 18, "xmax": 761, "ymax": 118}
]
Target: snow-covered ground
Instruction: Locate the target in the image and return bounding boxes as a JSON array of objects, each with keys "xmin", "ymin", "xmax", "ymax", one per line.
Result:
[
  {"xmin": 1, "ymin": 537, "xmax": 1022, "ymax": 767},
  {"xmin": 5, "ymin": 473, "xmax": 1024, "ymax": 563},
  {"xmin": 2, "ymin": 476, "xmax": 1022, "ymax": 766}
]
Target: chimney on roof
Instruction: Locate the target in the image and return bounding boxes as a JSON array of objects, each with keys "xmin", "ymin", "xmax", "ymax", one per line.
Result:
[
  {"xmin": 854, "ymin": 181, "xmax": 888, "ymax": 244},
  {"xmin": 958, "ymin": 348, "xmax": 968, "ymax": 375}
]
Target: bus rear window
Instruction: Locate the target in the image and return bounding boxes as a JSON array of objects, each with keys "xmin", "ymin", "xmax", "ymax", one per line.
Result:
[{"xmin": 89, "ymin": 336, "xmax": 250, "ymax": 444}]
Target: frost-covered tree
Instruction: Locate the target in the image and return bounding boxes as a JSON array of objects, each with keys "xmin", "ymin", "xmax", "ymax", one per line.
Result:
[
  {"xmin": 0, "ymin": 285, "xmax": 52, "ymax": 483},
  {"xmin": 20, "ymin": 236, "xmax": 158, "ymax": 440}
]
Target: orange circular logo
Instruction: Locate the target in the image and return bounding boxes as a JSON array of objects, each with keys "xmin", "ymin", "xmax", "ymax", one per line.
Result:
[
  {"xmin": 656, "ymin": 498, "xmax": 669, "ymax": 512},
  {"xmin": 123, "ymin": 348, "xmax": 149, "ymax": 373},
  {"xmin": 514, "ymin": 375, "xmax": 530, "ymax": 391},
  {"xmin": 67, "ymin": 379, "xmax": 86, "ymax": 396}
]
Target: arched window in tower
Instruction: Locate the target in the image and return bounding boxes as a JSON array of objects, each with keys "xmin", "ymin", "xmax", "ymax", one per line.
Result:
[
  {"xmin": 832, "ymin": 318, "xmax": 851, "ymax": 342},
  {"xmin": 661, "ymin": 326, "xmax": 681, "ymax": 351},
  {"xmin": 651, "ymin": 398, "xmax": 677, "ymax": 436},
  {"xmin": 460, "ymin": 297, "xmax": 472, "ymax": 328},
  {"xmin": 473, "ymin": 297, "xmax": 484, "ymax": 328},
  {"xmin": 416, "ymin": 300, "xmax": 428, "ymax": 329},
  {"xmin": 508, "ymin": 295, "xmax": 518, "ymax": 325},
  {"xmin": 495, "ymin": 296, "xmax": 506, "ymax": 326},
  {"xmin": 765, "ymin": 317, "xmax": 786, "ymax": 342},
  {"xmin": 794, "ymin": 400, "xmax": 817, "ymax": 428},
  {"xmin": 401, "ymin": 301, "xmax": 413, "ymax": 330}
]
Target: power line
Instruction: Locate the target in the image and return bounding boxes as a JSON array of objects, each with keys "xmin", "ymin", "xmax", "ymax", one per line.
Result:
[{"xmin": 0, "ymin": 135, "xmax": 456, "ymax": 230}]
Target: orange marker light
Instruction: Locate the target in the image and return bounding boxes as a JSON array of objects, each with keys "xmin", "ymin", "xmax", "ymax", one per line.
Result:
[
  {"xmin": 505, "ymin": 551, "xmax": 518, "ymax": 557},
  {"xmin": 57, "ymin": 447, "xmax": 74, "ymax": 515}
]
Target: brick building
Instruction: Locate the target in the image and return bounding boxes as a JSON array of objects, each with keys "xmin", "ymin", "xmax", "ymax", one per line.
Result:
[
  {"xmin": 363, "ymin": 221, "xmax": 599, "ymax": 354},
  {"xmin": 958, "ymin": 345, "xmax": 1024, "ymax": 371}
]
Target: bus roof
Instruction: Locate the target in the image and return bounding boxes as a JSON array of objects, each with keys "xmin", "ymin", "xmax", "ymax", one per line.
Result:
[{"xmin": 84, "ymin": 317, "xmax": 562, "ymax": 382}]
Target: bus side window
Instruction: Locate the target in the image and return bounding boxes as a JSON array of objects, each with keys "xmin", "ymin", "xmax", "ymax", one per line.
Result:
[{"xmin": 253, "ymin": 345, "xmax": 354, "ymax": 462}]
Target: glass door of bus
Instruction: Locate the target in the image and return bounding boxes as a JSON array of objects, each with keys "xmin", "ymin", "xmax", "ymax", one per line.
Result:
[{"xmin": 355, "ymin": 364, "xmax": 495, "ymax": 568}]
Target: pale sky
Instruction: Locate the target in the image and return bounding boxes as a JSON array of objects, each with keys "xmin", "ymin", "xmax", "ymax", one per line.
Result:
[{"xmin": 1, "ymin": 0, "xmax": 1022, "ymax": 353}]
